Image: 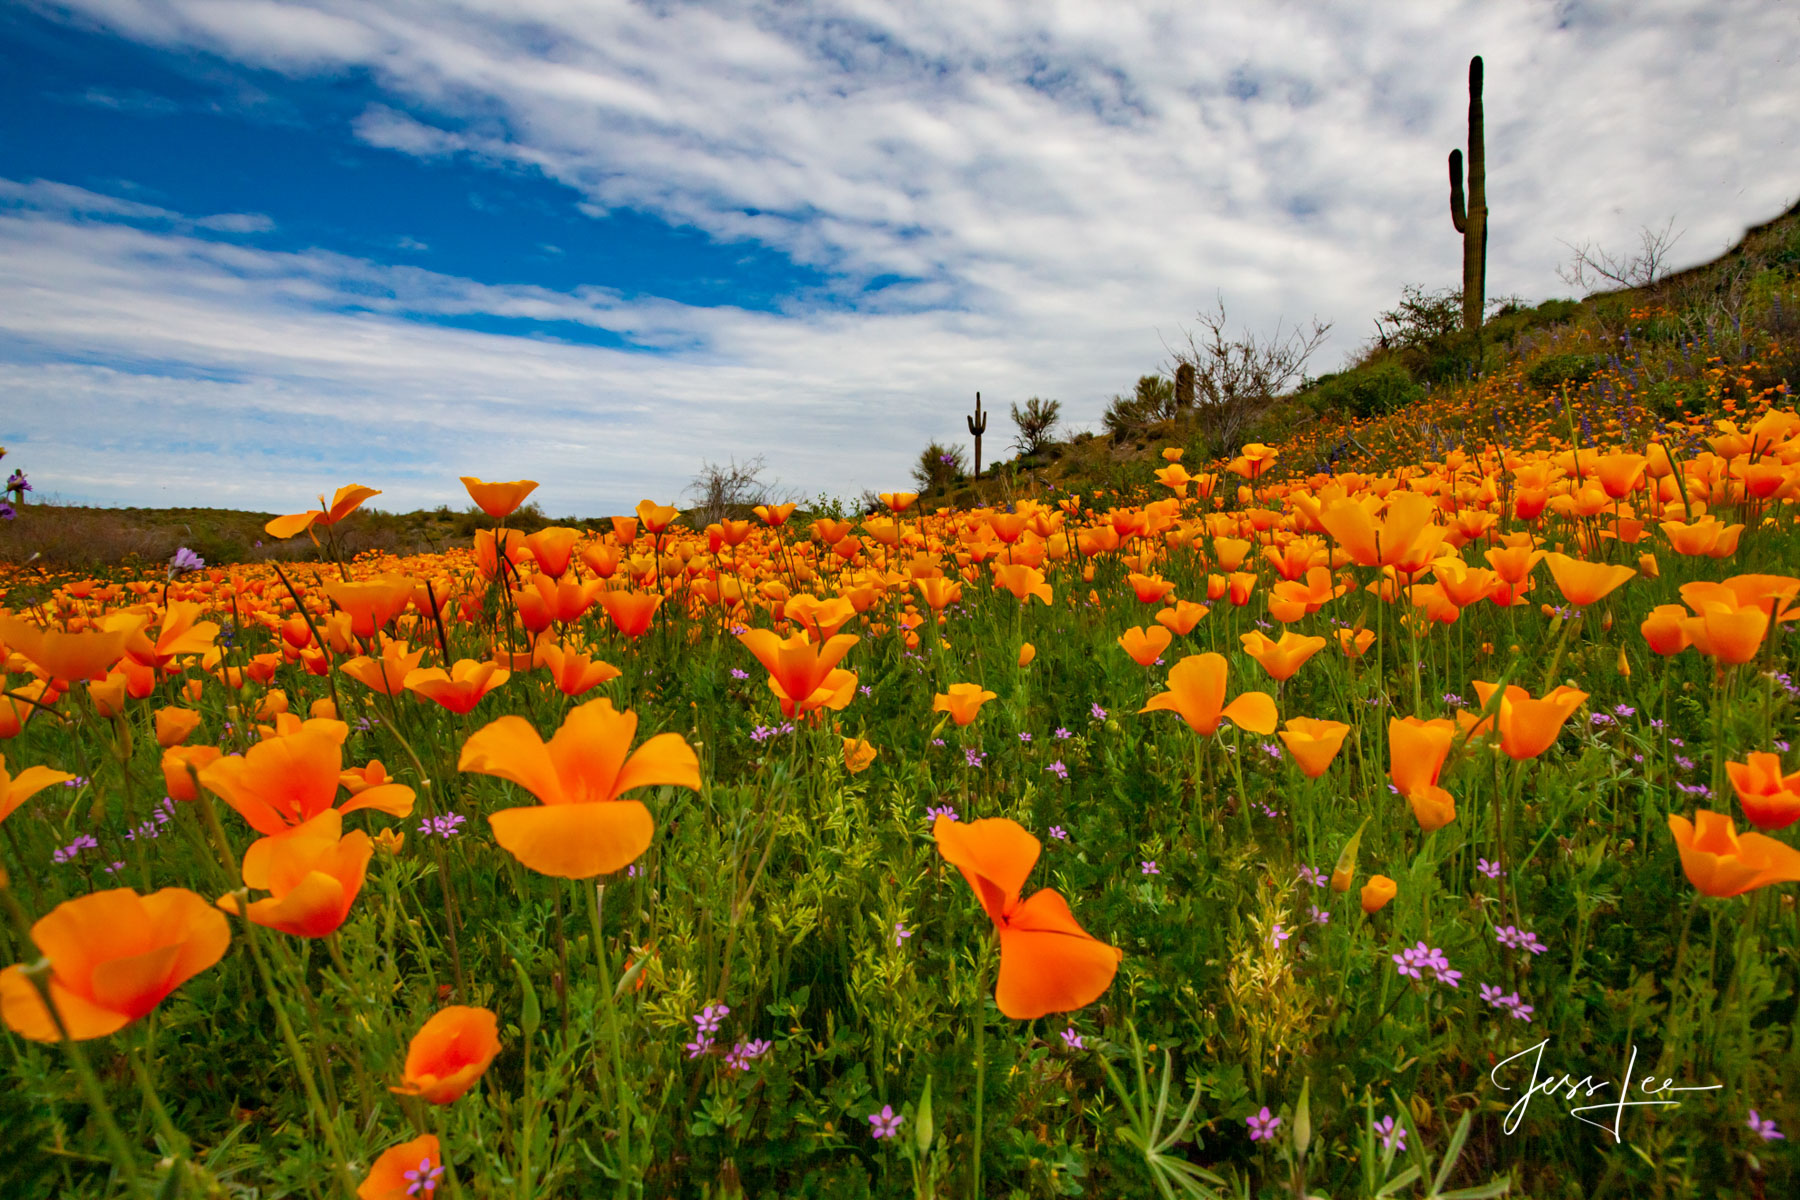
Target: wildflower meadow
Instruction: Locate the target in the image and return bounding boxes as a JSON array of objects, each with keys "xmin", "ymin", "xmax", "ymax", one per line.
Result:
[{"xmin": 3, "ymin": 281, "xmax": 1800, "ymax": 1199}]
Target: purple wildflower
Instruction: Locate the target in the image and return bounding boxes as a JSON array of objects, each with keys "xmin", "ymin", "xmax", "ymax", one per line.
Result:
[{"xmin": 1247, "ymin": 1106, "xmax": 1281, "ymax": 1142}]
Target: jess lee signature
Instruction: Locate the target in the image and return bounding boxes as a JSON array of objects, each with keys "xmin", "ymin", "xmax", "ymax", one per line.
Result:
[{"xmin": 1490, "ymin": 1040, "xmax": 1721, "ymax": 1139}]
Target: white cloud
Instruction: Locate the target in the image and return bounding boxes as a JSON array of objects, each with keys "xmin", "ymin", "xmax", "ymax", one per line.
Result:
[{"xmin": 7, "ymin": 0, "xmax": 1799, "ymax": 512}]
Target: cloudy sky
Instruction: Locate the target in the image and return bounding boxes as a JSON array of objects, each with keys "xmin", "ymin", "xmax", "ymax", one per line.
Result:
[{"xmin": 1, "ymin": 1, "xmax": 1794, "ymax": 516}]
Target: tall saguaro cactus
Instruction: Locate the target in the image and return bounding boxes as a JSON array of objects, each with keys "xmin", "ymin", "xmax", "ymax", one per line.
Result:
[
  {"xmin": 967, "ymin": 391, "xmax": 988, "ymax": 479},
  {"xmin": 1448, "ymin": 55, "xmax": 1487, "ymax": 334}
]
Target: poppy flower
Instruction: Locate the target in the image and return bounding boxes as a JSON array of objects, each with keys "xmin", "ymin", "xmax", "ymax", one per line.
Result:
[
  {"xmin": 934, "ymin": 816, "xmax": 1121, "ymax": 1019},
  {"xmin": 1407, "ymin": 785, "xmax": 1457, "ymax": 832},
  {"xmin": 459, "ymin": 698, "xmax": 700, "ymax": 878},
  {"xmin": 0, "ymin": 616, "xmax": 131, "ymax": 683},
  {"xmin": 1017, "ymin": 642, "xmax": 1036, "ymax": 668},
  {"xmin": 1140, "ymin": 653, "xmax": 1277, "ymax": 737},
  {"xmin": 0, "ymin": 753, "xmax": 75, "ymax": 824},
  {"xmin": 118, "ymin": 602, "xmax": 220, "ymax": 671},
  {"xmin": 341, "ymin": 640, "xmax": 427, "ymax": 696},
  {"xmin": 754, "ymin": 503, "xmax": 798, "ymax": 527},
  {"xmin": 154, "ymin": 706, "xmax": 203, "ymax": 748},
  {"xmin": 404, "ymin": 660, "xmax": 511, "ymax": 715},
  {"xmin": 1336, "ymin": 627, "xmax": 1376, "ymax": 658},
  {"xmin": 358, "ymin": 1134, "xmax": 442, "ymax": 1200},
  {"xmin": 1360, "ymin": 875, "xmax": 1397, "ymax": 914},
  {"xmin": 1725, "ymin": 753, "xmax": 1800, "ymax": 831},
  {"xmin": 224, "ymin": 812, "xmax": 373, "ymax": 938},
  {"xmin": 539, "ymin": 640, "xmax": 621, "ymax": 697},
  {"xmin": 880, "ymin": 492, "xmax": 918, "ymax": 513},
  {"xmin": 1677, "ymin": 585, "xmax": 1771, "ymax": 664},
  {"xmin": 460, "ymin": 477, "xmax": 539, "ymax": 520},
  {"xmin": 1127, "ymin": 573, "xmax": 1177, "ymax": 604},
  {"xmin": 324, "ymin": 576, "xmax": 417, "ymax": 640},
  {"xmin": 162, "ymin": 743, "xmax": 224, "ymax": 802},
  {"xmin": 200, "ymin": 721, "xmax": 414, "ymax": 837},
  {"xmin": 598, "ymin": 590, "xmax": 662, "ymax": 639},
  {"xmin": 1118, "ymin": 625, "xmax": 1172, "ymax": 667},
  {"xmin": 1388, "ymin": 716, "xmax": 1454, "ymax": 799},
  {"xmin": 1277, "ymin": 718, "xmax": 1349, "ymax": 779},
  {"xmin": 473, "ymin": 527, "xmax": 528, "ymax": 580},
  {"xmin": 515, "ymin": 572, "xmax": 605, "ymax": 631},
  {"xmin": 842, "ymin": 736, "xmax": 878, "ymax": 774},
  {"xmin": 1667, "ymin": 810, "xmax": 1800, "ymax": 897},
  {"xmin": 784, "ymin": 594, "xmax": 858, "ymax": 641},
  {"xmin": 1640, "ymin": 604, "xmax": 1692, "ymax": 656},
  {"xmin": 90, "ymin": 670, "xmax": 129, "ymax": 718},
  {"xmin": 635, "ymin": 499, "xmax": 678, "ymax": 535},
  {"xmin": 915, "ymin": 576, "xmax": 963, "ymax": 613},
  {"xmin": 0, "ymin": 679, "xmax": 52, "ymax": 740},
  {"xmin": 0, "ymin": 887, "xmax": 230, "ymax": 1041},
  {"xmin": 934, "ymin": 683, "xmax": 997, "ymax": 727},
  {"xmin": 1542, "ymin": 553, "xmax": 1635, "ymax": 607},
  {"xmin": 992, "ymin": 563, "xmax": 1052, "ymax": 606},
  {"xmin": 739, "ymin": 630, "xmax": 860, "ymax": 717},
  {"xmin": 1155, "ymin": 600, "xmax": 1209, "ymax": 636},
  {"xmin": 521, "ymin": 526, "xmax": 580, "ymax": 578},
  {"xmin": 1239, "ymin": 630, "xmax": 1328, "ymax": 682},
  {"xmin": 264, "ymin": 484, "xmax": 381, "ymax": 540},
  {"xmin": 1470, "ymin": 681, "xmax": 1589, "ymax": 760},
  {"xmin": 391, "ymin": 1006, "xmax": 501, "ymax": 1104},
  {"xmin": 1319, "ymin": 492, "xmax": 1445, "ymax": 572}
]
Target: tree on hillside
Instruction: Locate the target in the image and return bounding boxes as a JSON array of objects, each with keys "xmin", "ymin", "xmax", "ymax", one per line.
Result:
[
  {"xmin": 1164, "ymin": 298, "xmax": 1330, "ymax": 455},
  {"xmin": 1009, "ymin": 396, "xmax": 1062, "ymax": 455}
]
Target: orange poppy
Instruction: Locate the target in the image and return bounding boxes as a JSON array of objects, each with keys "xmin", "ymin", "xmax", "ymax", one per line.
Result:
[
  {"xmin": 880, "ymin": 492, "xmax": 919, "ymax": 513},
  {"xmin": 324, "ymin": 575, "xmax": 417, "ymax": 640},
  {"xmin": 1155, "ymin": 600, "xmax": 1210, "ymax": 636},
  {"xmin": 200, "ymin": 720, "xmax": 414, "ymax": 837},
  {"xmin": 0, "ymin": 616, "xmax": 131, "ymax": 683},
  {"xmin": 1319, "ymin": 492, "xmax": 1445, "ymax": 572},
  {"xmin": 522, "ymin": 526, "xmax": 580, "ymax": 578},
  {"xmin": 934, "ymin": 683, "xmax": 997, "ymax": 727},
  {"xmin": 0, "ymin": 887, "xmax": 230, "ymax": 1040},
  {"xmin": 1127, "ymin": 573, "xmax": 1177, "ymax": 604},
  {"xmin": 916, "ymin": 576, "xmax": 964, "ymax": 613},
  {"xmin": 784, "ymin": 594, "xmax": 858, "ymax": 641},
  {"xmin": 1335, "ymin": 627, "xmax": 1376, "ymax": 658},
  {"xmin": 842, "ymin": 736, "xmax": 878, "ymax": 774},
  {"xmin": 1239, "ymin": 630, "xmax": 1328, "ymax": 682},
  {"xmin": 1360, "ymin": 875, "xmax": 1397, "ymax": 914},
  {"xmin": 402, "ymin": 660, "xmax": 510, "ymax": 715},
  {"xmin": 1724, "ymin": 753, "xmax": 1800, "ymax": 831},
  {"xmin": 358, "ymin": 1134, "xmax": 442, "ymax": 1200},
  {"xmin": 340, "ymin": 640, "xmax": 427, "ymax": 696},
  {"xmin": 1388, "ymin": 716, "xmax": 1454, "ymax": 799},
  {"xmin": 754, "ymin": 503, "xmax": 798, "ymax": 527},
  {"xmin": 0, "ymin": 753, "xmax": 75, "ymax": 824},
  {"xmin": 459, "ymin": 697, "xmax": 701, "ymax": 878},
  {"xmin": 598, "ymin": 590, "xmax": 662, "ymax": 639},
  {"xmin": 119, "ymin": 602, "xmax": 220, "ymax": 671},
  {"xmin": 992, "ymin": 563, "xmax": 1052, "ymax": 606},
  {"xmin": 391, "ymin": 1006, "xmax": 501, "ymax": 1104},
  {"xmin": 1542, "ymin": 553, "xmax": 1635, "ymax": 607},
  {"xmin": 1677, "ymin": 584, "xmax": 1771, "ymax": 664},
  {"xmin": 739, "ymin": 629, "xmax": 859, "ymax": 717},
  {"xmin": 1469, "ymin": 681, "xmax": 1588, "ymax": 760},
  {"xmin": 162, "ymin": 744, "xmax": 224, "ymax": 802},
  {"xmin": 153, "ymin": 706, "xmax": 203, "ymax": 748},
  {"xmin": 539, "ymin": 640, "xmax": 621, "ymax": 697},
  {"xmin": 224, "ymin": 811, "xmax": 373, "ymax": 938},
  {"xmin": 1660, "ymin": 517, "xmax": 1745, "ymax": 558},
  {"xmin": 635, "ymin": 499, "xmax": 679, "ymax": 534},
  {"xmin": 1667, "ymin": 810, "xmax": 1800, "ymax": 897},
  {"xmin": 934, "ymin": 816, "xmax": 1121, "ymax": 1019},
  {"xmin": 0, "ymin": 679, "xmax": 53, "ymax": 739},
  {"xmin": 1017, "ymin": 642, "xmax": 1037, "ymax": 668},
  {"xmin": 1140, "ymin": 653, "xmax": 1277, "ymax": 737},
  {"xmin": 264, "ymin": 484, "xmax": 381, "ymax": 540},
  {"xmin": 1640, "ymin": 604, "xmax": 1692, "ymax": 656},
  {"xmin": 515, "ymin": 572, "xmax": 605, "ymax": 630},
  {"xmin": 1118, "ymin": 625, "xmax": 1172, "ymax": 667},
  {"xmin": 1277, "ymin": 718, "xmax": 1349, "ymax": 778},
  {"xmin": 460, "ymin": 476, "xmax": 539, "ymax": 520}
]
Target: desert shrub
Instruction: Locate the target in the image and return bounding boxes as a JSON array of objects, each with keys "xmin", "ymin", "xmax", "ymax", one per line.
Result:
[
  {"xmin": 1307, "ymin": 360, "xmax": 1423, "ymax": 419},
  {"xmin": 1527, "ymin": 352, "xmax": 1603, "ymax": 393},
  {"xmin": 1008, "ymin": 396, "xmax": 1062, "ymax": 455},
  {"xmin": 911, "ymin": 441, "xmax": 966, "ymax": 491}
]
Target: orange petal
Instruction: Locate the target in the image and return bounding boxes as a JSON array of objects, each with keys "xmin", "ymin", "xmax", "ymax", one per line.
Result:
[
  {"xmin": 0, "ymin": 966, "xmax": 132, "ymax": 1041},
  {"xmin": 995, "ymin": 889, "xmax": 1122, "ymax": 1019},
  {"xmin": 934, "ymin": 816, "xmax": 1039, "ymax": 925},
  {"xmin": 1220, "ymin": 691, "xmax": 1278, "ymax": 734},
  {"xmin": 612, "ymin": 732, "xmax": 702, "ymax": 799},
  {"xmin": 488, "ymin": 800, "xmax": 653, "ymax": 878},
  {"xmin": 458, "ymin": 715, "xmax": 566, "ymax": 805}
]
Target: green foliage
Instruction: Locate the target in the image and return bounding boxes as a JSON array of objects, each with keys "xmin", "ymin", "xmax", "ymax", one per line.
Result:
[
  {"xmin": 1306, "ymin": 361, "xmax": 1424, "ymax": 419},
  {"xmin": 1526, "ymin": 352, "xmax": 1603, "ymax": 393}
]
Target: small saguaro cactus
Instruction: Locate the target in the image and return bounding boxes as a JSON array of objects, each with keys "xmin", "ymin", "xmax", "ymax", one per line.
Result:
[
  {"xmin": 967, "ymin": 391, "xmax": 988, "ymax": 479},
  {"xmin": 1448, "ymin": 55, "xmax": 1487, "ymax": 334},
  {"xmin": 1173, "ymin": 362, "xmax": 1195, "ymax": 411}
]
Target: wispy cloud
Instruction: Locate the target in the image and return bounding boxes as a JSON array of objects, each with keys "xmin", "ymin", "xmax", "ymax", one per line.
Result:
[{"xmin": 5, "ymin": 0, "xmax": 1797, "ymax": 513}]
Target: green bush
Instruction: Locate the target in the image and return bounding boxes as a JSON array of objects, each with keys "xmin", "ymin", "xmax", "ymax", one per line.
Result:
[
  {"xmin": 1306, "ymin": 360, "xmax": 1424, "ymax": 419},
  {"xmin": 1526, "ymin": 352, "xmax": 1602, "ymax": 393}
]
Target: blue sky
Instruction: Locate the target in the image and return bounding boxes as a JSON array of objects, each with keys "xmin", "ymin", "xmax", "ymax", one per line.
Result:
[{"xmin": 1, "ymin": 1, "xmax": 1795, "ymax": 515}]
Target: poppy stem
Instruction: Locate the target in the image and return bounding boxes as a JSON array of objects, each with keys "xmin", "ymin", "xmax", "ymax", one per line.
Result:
[
  {"xmin": 128, "ymin": 1016, "xmax": 190, "ymax": 1157},
  {"xmin": 969, "ymin": 959, "xmax": 986, "ymax": 1200},
  {"xmin": 586, "ymin": 880, "xmax": 637, "ymax": 1197}
]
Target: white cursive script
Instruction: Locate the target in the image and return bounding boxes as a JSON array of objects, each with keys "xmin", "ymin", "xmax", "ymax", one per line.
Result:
[{"xmin": 1489, "ymin": 1040, "xmax": 1721, "ymax": 1140}]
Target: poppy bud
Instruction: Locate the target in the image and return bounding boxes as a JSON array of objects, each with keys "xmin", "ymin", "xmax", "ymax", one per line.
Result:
[
  {"xmin": 1360, "ymin": 874, "xmax": 1397, "ymax": 914},
  {"xmin": 1018, "ymin": 642, "xmax": 1036, "ymax": 667},
  {"xmin": 1638, "ymin": 552, "xmax": 1660, "ymax": 579},
  {"xmin": 1616, "ymin": 646, "xmax": 1631, "ymax": 677},
  {"xmin": 1330, "ymin": 818, "xmax": 1369, "ymax": 893},
  {"xmin": 310, "ymin": 697, "xmax": 338, "ymax": 720}
]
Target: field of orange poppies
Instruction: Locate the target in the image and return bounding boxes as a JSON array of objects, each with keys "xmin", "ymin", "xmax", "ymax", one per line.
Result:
[{"xmin": 3, "ymin": 312, "xmax": 1800, "ymax": 1198}]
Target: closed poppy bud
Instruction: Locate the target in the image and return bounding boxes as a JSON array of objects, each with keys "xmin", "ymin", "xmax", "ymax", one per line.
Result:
[
  {"xmin": 374, "ymin": 828, "xmax": 406, "ymax": 855},
  {"xmin": 1330, "ymin": 818, "xmax": 1368, "ymax": 892},
  {"xmin": 154, "ymin": 706, "xmax": 203, "ymax": 748},
  {"xmin": 1638, "ymin": 553, "xmax": 1660, "ymax": 579},
  {"xmin": 391, "ymin": 1006, "xmax": 501, "ymax": 1104},
  {"xmin": 1360, "ymin": 875, "xmax": 1397, "ymax": 914},
  {"xmin": 310, "ymin": 698, "xmax": 339, "ymax": 720},
  {"xmin": 1617, "ymin": 646, "xmax": 1631, "ymax": 677},
  {"xmin": 1017, "ymin": 642, "xmax": 1036, "ymax": 668},
  {"xmin": 1082, "ymin": 563, "xmax": 1096, "ymax": 582},
  {"xmin": 183, "ymin": 679, "xmax": 204, "ymax": 703}
]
